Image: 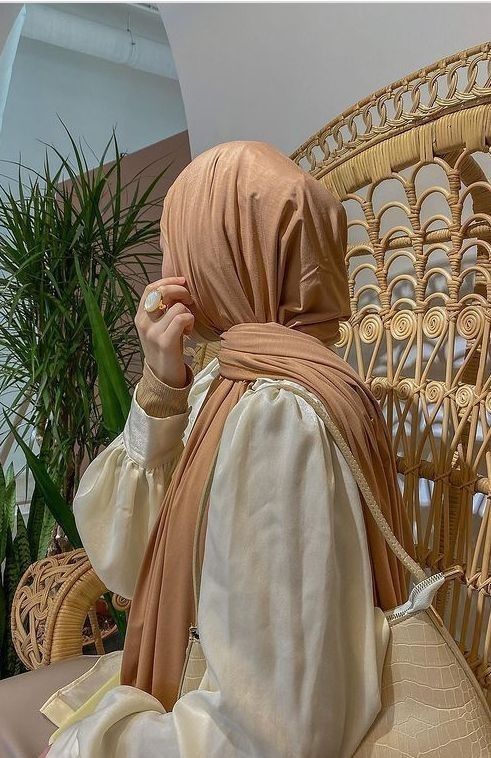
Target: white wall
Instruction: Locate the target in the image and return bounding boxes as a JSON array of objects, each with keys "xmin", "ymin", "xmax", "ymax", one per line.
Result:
[
  {"xmin": 160, "ymin": 2, "xmax": 491, "ymax": 158},
  {"xmin": 0, "ymin": 34, "xmax": 187, "ymax": 180}
]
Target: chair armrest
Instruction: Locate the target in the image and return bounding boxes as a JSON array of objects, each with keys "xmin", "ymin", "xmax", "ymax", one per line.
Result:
[{"xmin": 11, "ymin": 549, "xmax": 110, "ymax": 670}]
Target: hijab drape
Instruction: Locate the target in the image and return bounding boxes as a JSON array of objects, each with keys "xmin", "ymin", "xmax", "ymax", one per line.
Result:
[{"xmin": 120, "ymin": 141, "xmax": 415, "ymax": 710}]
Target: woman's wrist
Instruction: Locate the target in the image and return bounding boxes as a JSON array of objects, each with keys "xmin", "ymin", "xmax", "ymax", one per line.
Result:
[{"xmin": 136, "ymin": 359, "xmax": 194, "ymax": 418}]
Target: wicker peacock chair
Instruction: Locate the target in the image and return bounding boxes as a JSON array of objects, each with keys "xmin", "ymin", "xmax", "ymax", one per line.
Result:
[
  {"xmin": 291, "ymin": 42, "xmax": 491, "ymax": 702},
  {"xmin": 11, "ymin": 44, "xmax": 491, "ymax": 705}
]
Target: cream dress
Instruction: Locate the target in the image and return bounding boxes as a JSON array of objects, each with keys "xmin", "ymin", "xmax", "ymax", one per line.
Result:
[{"xmin": 41, "ymin": 357, "xmax": 390, "ymax": 758}]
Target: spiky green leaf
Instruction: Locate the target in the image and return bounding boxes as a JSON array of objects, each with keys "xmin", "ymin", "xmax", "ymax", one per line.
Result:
[
  {"xmin": 13, "ymin": 509, "xmax": 32, "ymax": 578},
  {"xmin": 74, "ymin": 256, "xmax": 131, "ymax": 436},
  {"xmin": 3, "ymin": 417, "xmax": 81, "ymax": 549}
]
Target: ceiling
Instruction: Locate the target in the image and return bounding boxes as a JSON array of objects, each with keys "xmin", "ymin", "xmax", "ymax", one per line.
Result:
[{"xmin": 50, "ymin": 3, "xmax": 169, "ymax": 46}]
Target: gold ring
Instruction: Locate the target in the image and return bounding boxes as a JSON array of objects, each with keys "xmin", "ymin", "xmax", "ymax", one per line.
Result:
[{"xmin": 144, "ymin": 289, "xmax": 168, "ymax": 315}]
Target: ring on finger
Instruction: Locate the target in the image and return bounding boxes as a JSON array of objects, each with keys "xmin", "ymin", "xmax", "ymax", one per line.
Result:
[{"xmin": 144, "ymin": 288, "xmax": 168, "ymax": 316}]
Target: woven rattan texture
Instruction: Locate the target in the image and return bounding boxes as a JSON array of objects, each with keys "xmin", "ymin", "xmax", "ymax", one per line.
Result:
[
  {"xmin": 11, "ymin": 549, "xmax": 106, "ymax": 669},
  {"xmin": 291, "ymin": 43, "xmax": 491, "ymax": 703},
  {"xmin": 291, "ymin": 43, "xmax": 491, "ymax": 180}
]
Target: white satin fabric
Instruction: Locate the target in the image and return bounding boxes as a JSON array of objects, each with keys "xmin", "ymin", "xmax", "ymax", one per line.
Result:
[{"xmin": 44, "ymin": 358, "xmax": 389, "ymax": 757}]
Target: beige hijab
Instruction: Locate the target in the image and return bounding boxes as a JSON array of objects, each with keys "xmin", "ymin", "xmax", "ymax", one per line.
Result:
[{"xmin": 120, "ymin": 141, "xmax": 415, "ymax": 710}]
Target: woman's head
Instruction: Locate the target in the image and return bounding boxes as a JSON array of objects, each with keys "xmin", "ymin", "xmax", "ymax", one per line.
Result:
[{"xmin": 161, "ymin": 140, "xmax": 350, "ymax": 344}]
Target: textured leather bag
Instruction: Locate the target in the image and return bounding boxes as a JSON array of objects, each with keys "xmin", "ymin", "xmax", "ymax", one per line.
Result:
[{"xmin": 178, "ymin": 401, "xmax": 491, "ymax": 755}]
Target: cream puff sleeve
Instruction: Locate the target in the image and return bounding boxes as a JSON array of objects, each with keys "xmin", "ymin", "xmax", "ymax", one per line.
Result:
[{"xmin": 72, "ymin": 360, "xmax": 213, "ymax": 600}]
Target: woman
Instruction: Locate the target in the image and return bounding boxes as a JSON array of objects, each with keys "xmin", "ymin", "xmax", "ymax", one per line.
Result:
[{"xmin": 0, "ymin": 140, "xmax": 415, "ymax": 757}]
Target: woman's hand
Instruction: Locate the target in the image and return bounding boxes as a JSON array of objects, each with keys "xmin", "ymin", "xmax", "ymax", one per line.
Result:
[
  {"xmin": 38, "ymin": 747, "xmax": 50, "ymax": 757},
  {"xmin": 135, "ymin": 276, "xmax": 195, "ymax": 389}
]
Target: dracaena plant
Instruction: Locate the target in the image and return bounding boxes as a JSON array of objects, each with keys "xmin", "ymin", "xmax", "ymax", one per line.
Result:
[
  {"xmin": 0, "ymin": 126, "xmax": 167, "ymax": 509},
  {"xmin": 0, "ymin": 128, "xmax": 169, "ymax": 665},
  {"xmin": 0, "ymin": 280, "xmax": 132, "ymax": 677}
]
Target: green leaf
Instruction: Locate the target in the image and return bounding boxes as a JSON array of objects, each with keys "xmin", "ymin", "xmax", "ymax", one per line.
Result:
[
  {"xmin": 0, "ymin": 463, "xmax": 7, "ymax": 565},
  {"xmin": 38, "ymin": 506, "xmax": 56, "ymax": 560},
  {"xmin": 0, "ymin": 125, "xmax": 169, "ymax": 542},
  {"xmin": 0, "ymin": 582, "xmax": 6, "ymax": 657},
  {"xmin": 1, "ymin": 531, "xmax": 22, "ymax": 677},
  {"xmin": 13, "ymin": 509, "xmax": 32, "ymax": 578},
  {"xmin": 3, "ymin": 416, "xmax": 82, "ymax": 549},
  {"xmin": 4, "ymin": 465, "xmax": 16, "ymax": 535},
  {"xmin": 28, "ymin": 486, "xmax": 55, "ymax": 561},
  {"xmin": 3, "ymin": 531, "xmax": 19, "ymax": 606},
  {"xmin": 27, "ymin": 484, "xmax": 46, "ymax": 560},
  {"xmin": 27, "ymin": 424, "xmax": 56, "ymax": 560},
  {"xmin": 74, "ymin": 256, "xmax": 131, "ymax": 436}
]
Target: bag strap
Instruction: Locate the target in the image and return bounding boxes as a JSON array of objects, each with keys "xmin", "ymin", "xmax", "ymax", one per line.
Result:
[
  {"xmin": 313, "ymin": 402, "xmax": 426, "ymax": 583},
  {"xmin": 191, "ymin": 395, "xmax": 427, "ymax": 622}
]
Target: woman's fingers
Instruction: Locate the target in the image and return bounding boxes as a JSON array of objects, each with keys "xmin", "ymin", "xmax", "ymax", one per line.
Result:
[
  {"xmin": 138, "ymin": 285, "xmax": 192, "ymax": 311},
  {"xmin": 156, "ymin": 284, "xmax": 193, "ymax": 307},
  {"xmin": 134, "ymin": 282, "xmax": 194, "ymax": 387},
  {"xmin": 135, "ymin": 278, "xmax": 193, "ymax": 325},
  {"xmin": 143, "ymin": 277, "xmax": 187, "ymax": 302},
  {"xmin": 147, "ymin": 302, "xmax": 194, "ymax": 343},
  {"xmin": 143, "ymin": 276, "xmax": 185, "ymax": 292},
  {"xmin": 165, "ymin": 310, "xmax": 195, "ymax": 343}
]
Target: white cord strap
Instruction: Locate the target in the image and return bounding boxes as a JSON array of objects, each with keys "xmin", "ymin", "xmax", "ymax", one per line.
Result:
[{"xmin": 191, "ymin": 385, "xmax": 426, "ymax": 625}]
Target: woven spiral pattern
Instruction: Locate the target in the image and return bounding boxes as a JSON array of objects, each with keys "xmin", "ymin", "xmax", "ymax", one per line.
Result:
[{"xmin": 423, "ymin": 307, "xmax": 447, "ymax": 339}]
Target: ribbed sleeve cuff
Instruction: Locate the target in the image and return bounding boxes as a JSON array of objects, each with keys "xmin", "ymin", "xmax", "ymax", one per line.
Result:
[{"xmin": 135, "ymin": 360, "xmax": 194, "ymax": 418}]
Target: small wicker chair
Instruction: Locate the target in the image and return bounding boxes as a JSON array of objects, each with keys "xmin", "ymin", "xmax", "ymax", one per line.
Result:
[{"xmin": 11, "ymin": 44, "xmax": 491, "ymax": 706}]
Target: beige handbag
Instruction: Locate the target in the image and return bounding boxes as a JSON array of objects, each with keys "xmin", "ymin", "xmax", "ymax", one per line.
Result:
[{"xmin": 178, "ymin": 405, "xmax": 491, "ymax": 755}]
